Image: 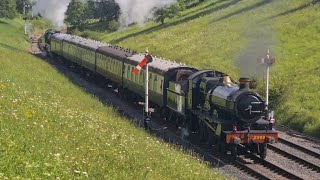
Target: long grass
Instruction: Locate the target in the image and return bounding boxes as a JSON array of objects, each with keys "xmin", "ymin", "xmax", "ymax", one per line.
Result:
[
  {"xmin": 78, "ymin": 0, "xmax": 320, "ymax": 137},
  {"xmin": 0, "ymin": 19, "xmax": 225, "ymax": 179}
]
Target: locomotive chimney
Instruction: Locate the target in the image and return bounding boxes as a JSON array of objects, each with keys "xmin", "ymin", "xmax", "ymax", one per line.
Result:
[{"xmin": 239, "ymin": 77, "xmax": 251, "ymax": 89}]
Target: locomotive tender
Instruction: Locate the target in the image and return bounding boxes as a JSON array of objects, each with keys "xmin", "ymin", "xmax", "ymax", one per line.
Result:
[{"xmin": 43, "ymin": 30, "xmax": 278, "ymax": 159}]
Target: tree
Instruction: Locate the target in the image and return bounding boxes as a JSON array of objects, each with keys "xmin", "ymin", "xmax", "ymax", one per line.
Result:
[
  {"xmin": 65, "ymin": 0, "xmax": 89, "ymax": 29},
  {"xmin": 0, "ymin": 0, "xmax": 17, "ymax": 19},
  {"xmin": 16, "ymin": 0, "xmax": 30, "ymax": 14},
  {"xmin": 154, "ymin": 2, "xmax": 185, "ymax": 24},
  {"xmin": 88, "ymin": 0, "xmax": 120, "ymax": 22}
]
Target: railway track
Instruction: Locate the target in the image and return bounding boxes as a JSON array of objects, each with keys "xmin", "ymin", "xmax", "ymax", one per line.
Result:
[
  {"xmin": 278, "ymin": 137, "xmax": 320, "ymax": 159},
  {"xmin": 234, "ymin": 155, "xmax": 304, "ymax": 180},
  {"xmin": 268, "ymin": 144, "xmax": 320, "ymax": 173}
]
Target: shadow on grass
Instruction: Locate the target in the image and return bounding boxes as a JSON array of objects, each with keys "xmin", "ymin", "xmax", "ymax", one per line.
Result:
[
  {"xmin": 182, "ymin": 0, "xmax": 228, "ymax": 17},
  {"xmin": 83, "ymin": 21, "xmax": 109, "ymax": 32},
  {"xmin": 0, "ymin": 43, "xmax": 25, "ymax": 53},
  {"xmin": 267, "ymin": 0, "xmax": 320, "ymax": 20},
  {"xmin": 0, "ymin": 20, "xmax": 8, "ymax": 24},
  {"xmin": 111, "ymin": 0, "xmax": 241, "ymax": 44},
  {"xmin": 211, "ymin": 0, "xmax": 274, "ymax": 23}
]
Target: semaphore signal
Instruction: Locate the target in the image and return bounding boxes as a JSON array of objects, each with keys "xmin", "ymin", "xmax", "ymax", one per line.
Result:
[{"xmin": 133, "ymin": 49, "xmax": 153, "ymax": 130}]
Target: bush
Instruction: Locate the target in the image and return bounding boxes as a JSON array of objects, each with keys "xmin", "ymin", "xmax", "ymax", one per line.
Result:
[{"xmin": 108, "ymin": 20, "xmax": 120, "ymax": 31}]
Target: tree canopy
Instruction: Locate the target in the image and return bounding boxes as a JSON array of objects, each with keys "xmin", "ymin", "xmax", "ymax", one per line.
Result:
[
  {"xmin": 88, "ymin": 0, "xmax": 120, "ymax": 22},
  {"xmin": 0, "ymin": 0, "xmax": 17, "ymax": 19},
  {"xmin": 16, "ymin": 0, "xmax": 30, "ymax": 14},
  {"xmin": 154, "ymin": 1, "xmax": 185, "ymax": 24},
  {"xmin": 64, "ymin": 0, "xmax": 89, "ymax": 29}
]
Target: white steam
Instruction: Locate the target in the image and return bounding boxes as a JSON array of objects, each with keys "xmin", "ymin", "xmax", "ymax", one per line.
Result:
[
  {"xmin": 236, "ymin": 23, "xmax": 276, "ymax": 78},
  {"xmin": 115, "ymin": 0, "xmax": 177, "ymax": 29},
  {"xmin": 32, "ymin": 0, "xmax": 71, "ymax": 26},
  {"xmin": 31, "ymin": 0, "xmax": 177, "ymax": 28}
]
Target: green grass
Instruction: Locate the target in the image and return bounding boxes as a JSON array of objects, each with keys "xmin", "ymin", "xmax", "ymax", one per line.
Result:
[
  {"xmin": 78, "ymin": 0, "xmax": 320, "ymax": 137},
  {"xmin": 0, "ymin": 19, "xmax": 225, "ymax": 179}
]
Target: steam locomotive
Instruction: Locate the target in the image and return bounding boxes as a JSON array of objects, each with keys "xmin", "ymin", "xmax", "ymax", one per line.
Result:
[{"xmin": 42, "ymin": 30, "xmax": 278, "ymax": 159}]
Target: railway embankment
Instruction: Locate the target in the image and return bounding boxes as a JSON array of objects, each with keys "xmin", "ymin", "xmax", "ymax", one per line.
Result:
[{"xmin": 0, "ymin": 18, "xmax": 225, "ymax": 179}]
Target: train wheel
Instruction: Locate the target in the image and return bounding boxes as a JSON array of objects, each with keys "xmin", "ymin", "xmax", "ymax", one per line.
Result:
[
  {"xmin": 199, "ymin": 121, "xmax": 208, "ymax": 144},
  {"xmin": 231, "ymin": 144, "xmax": 238, "ymax": 160},
  {"xmin": 218, "ymin": 139, "xmax": 226, "ymax": 154},
  {"xmin": 259, "ymin": 144, "xmax": 267, "ymax": 159}
]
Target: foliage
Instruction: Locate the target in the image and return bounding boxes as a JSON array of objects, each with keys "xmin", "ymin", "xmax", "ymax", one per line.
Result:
[
  {"xmin": 154, "ymin": 1, "xmax": 185, "ymax": 24},
  {"xmin": 0, "ymin": 0, "xmax": 17, "ymax": 19},
  {"xmin": 87, "ymin": 0, "xmax": 120, "ymax": 22},
  {"xmin": 31, "ymin": 17, "xmax": 54, "ymax": 35},
  {"xmin": 108, "ymin": 19, "xmax": 120, "ymax": 31},
  {"xmin": 64, "ymin": 0, "xmax": 89, "ymax": 30},
  {"xmin": 16, "ymin": 0, "xmax": 30, "ymax": 14}
]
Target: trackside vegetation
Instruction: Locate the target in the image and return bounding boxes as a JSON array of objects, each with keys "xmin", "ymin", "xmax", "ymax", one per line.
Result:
[
  {"xmin": 0, "ymin": 19, "xmax": 225, "ymax": 179},
  {"xmin": 77, "ymin": 0, "xmax": 320, "ymax": 137}
]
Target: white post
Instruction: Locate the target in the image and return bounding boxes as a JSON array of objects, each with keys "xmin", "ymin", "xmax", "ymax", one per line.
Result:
[
  {"xmin": 24, "ymin": 3, "xmax": 27, "ymax": 35},
  {"xmin": 145, "ymin": 63, "xmax": 149, "ymax": 114},
  {"xmin": 144, "ymin": 62, "xmax": 151, "ymax": 130},
  {"xmin": 23, "ymin": 2, "xmax": 25, "ymax": 17},
  {"xmin": 266, "ymin": 65, "xmax": 270, "ymax": 110},
  {"xmin": 31, "ymin": 6, "xmax": 33, "ymax": 19}
]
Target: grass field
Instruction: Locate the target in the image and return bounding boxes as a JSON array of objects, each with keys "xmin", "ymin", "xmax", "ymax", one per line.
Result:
[
  {"xmin": 0, "ymin": 19, "xmax": 225, "ymax": 179},
  {"xmin": 77, "ymin": 0, "xmax": 320, "ymax": 137}
]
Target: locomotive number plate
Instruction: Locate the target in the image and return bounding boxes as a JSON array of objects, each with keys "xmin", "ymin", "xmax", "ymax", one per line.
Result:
[{"xmin": 253, "ymin": 136, "xmax": 265, "ymax": 140}]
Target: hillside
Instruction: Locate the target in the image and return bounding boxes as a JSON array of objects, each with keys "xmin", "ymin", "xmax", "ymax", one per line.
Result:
[
  {"xmin": 79, "ymin": 0, "xmax": 320, "ymax": 137},
  {"xmin": 0, "ymin": 19, "xmax": 224, "ymax": 179}
]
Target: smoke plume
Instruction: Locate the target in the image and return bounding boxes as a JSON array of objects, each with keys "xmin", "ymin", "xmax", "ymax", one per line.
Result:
[
  {"xmin": 32, "ymin": 0, "xmax": 72, "ymax": 26},
  {"xmin": 32, "ymin": 0, "xmax": 177, "ymax": 28},
  {"xmin": 115, "ymin": 0, "xmax": 177, "ymax": 29},
  {"xmin": 235, "ymin": 23, "xmax": 277, "ymax": 78}
]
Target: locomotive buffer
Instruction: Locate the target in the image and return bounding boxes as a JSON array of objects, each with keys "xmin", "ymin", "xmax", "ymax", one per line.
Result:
[{"xmin": 133, "ymin": 50, "xmax": 153, "ymax": 130}]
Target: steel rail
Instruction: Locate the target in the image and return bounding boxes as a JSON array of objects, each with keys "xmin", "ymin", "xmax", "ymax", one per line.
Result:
[
  {"xmin": 269, "ymin": 144, "xmax": 320, "ymax": 172},
  {"xmin": 279, "ymin": 137, "xmax": 320, "ymax": 159},
  {"xmin": 249, "ymin": 155, "xmax": 304, "ymax": 180}
]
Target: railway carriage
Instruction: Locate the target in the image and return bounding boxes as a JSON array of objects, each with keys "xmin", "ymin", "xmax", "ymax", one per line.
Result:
[
  {"xmin": 124, "ymin": 54, "xmax": 197, "ymax": 108},
  {"xmin": 50, "ymin": 33, "xmax": 64, "ymax": 56},
  {"xmin": 96, "ymin": 45, "xmax": 129, "ymax": 85},
  {"xmin": 63, "ymin": 36, "xmax": 87, "ymax": 65},
  {"xmin": 78, "ymin": 40, "xmax": 100, "ymax": 72},
  {"xmin": 42, "ymin": 31, "xmax": 278, "ymax": 160}
]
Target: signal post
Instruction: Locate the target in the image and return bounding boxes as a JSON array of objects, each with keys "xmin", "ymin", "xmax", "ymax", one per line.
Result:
[{"xmin": 133, "ymin": 50, "xmax": 153, "ymax": 130}]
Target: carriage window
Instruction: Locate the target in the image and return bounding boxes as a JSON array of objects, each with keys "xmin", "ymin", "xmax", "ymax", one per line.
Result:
[
  {"xmin": 139, "ymin": 72, "xmax": 144, "ymax": 85},
  {"xmin": 160, "ymin": 79, "xmax": 163, "ymax": 92},
  {"xmin": 154, "ymin": 75, "xmax": 158, "ymax": 92},
  {"xmin": 127, "ymin": 66, "xmax": 130, "ymax": 79},
  {"xmin": 149, "ymin": 73, "xmax": 153, "ymax": 90},
  {"xmin": 124, "ymin": 65, "xmax": 127, "ymax": 78},
  {"xmin": 128, "ymin": 66, "xmax": 132, "ymax": 80},
  {"xmin": 134, "ymin": 71, "xmax": 137, "ymax": 82}
]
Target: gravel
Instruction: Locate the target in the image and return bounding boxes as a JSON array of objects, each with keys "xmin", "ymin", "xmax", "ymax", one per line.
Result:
[{"xmin": 266, "ymin": 150, "xmax": 319, "ymax": 180}]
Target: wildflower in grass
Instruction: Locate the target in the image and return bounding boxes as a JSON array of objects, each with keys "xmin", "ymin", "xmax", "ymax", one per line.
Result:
[
  {"xmin": 43, "ymin": 172, "xmax": 51, "ymax": 177},
  {"xmin": 24, "ymin": 110, "xmax": 34, "ymax": 119},
  {"xmin": 82, "ymin": 172, "xmax": 88, "ymax": 177},
  {"xmin": 54, "ymin": 153, "xmax": 61, "ymax": 159}
]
